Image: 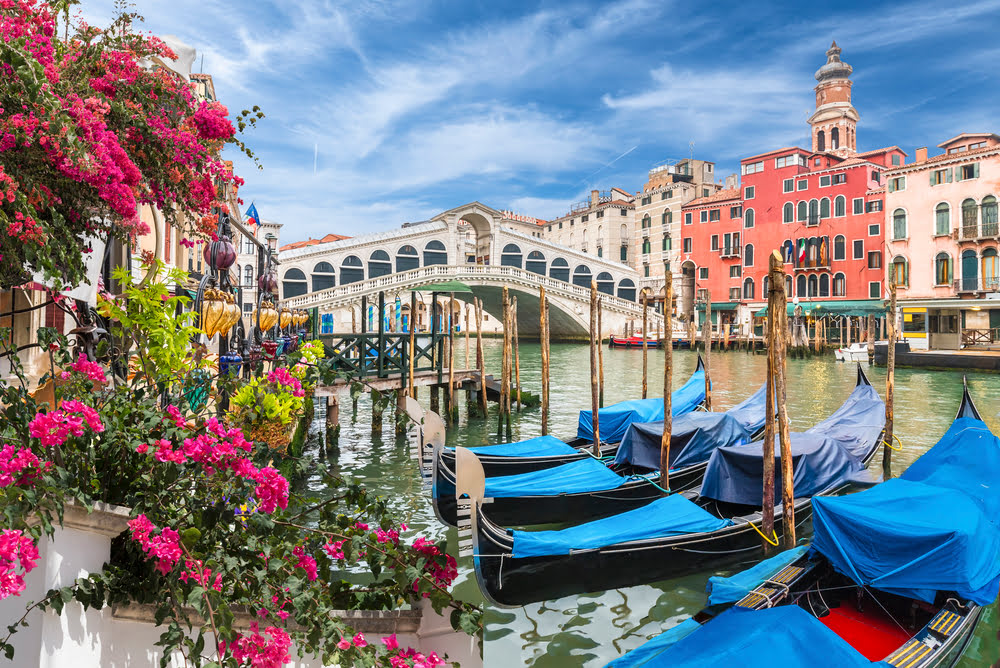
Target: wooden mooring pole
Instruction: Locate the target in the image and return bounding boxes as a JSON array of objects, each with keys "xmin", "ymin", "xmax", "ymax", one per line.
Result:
[
  {"xmin": 465, "ymin": 307, "xmax": 470, "ymax": 370},
  {"xmin": 598, "ymin": 298, "xmax": 605, "ymax": 407},
  {"xmin": 499, "ymin": 287, "xmax": 512, "ymax": 439},
  {"xmin": 513, "ymin": 296, "xmax": 521, "ymax": 413},
  {"xmin": 408, "ymin": 292, "xmax": 416, "ymax": 398},
  {"xmin": 703, "ymin": 292, "xmax": 712, "ymax": 411},
  {"xmin": 475, "ymin": 297, "xmax": 487, "ymax": 418},
  {"xmin": 540, "ymin": 286, "xmax": 550, "ymax": 435},
  {"xmin": 762, "ymin": 252, "xmax": 780, "ymax": 550},
  {"xmin": 590, "ymin": 280, "xmax": 600, "ymax": 456},
  {"xmin": 642, "ymin": 294, "xmax": 649, "ymax": 399},
  {"xmin": 325, "ymin": 395, "xmax": 340, "ymax": 452},
  {"xmin": 659, "ymin": 271, "xmax": 673, "ymax": 489},
  {"xmin": 774, "ymin": 260, "xmax": 794, "ymax": 549},
  {"xmin": 883, "ymin": 281, "xmax": 897, "ymax": 480},
  {"xmin": 448, "ymin": 293, "xmax": 456, "ymax": 422},
  {"xmin": 867, "ymin": 314, "xmax": 875, "ymax": 364}
]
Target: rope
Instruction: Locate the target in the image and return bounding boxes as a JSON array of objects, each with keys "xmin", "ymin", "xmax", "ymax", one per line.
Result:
[
  {"xmin": 747, "ymin": 519, "xmax": 780, "ymax": 547},
  {"xmin": 883, "ymin": 433, "xmax": 903, "ymax": 452},
  {"xmin": 631, "ymin": 475, "xmax": 671, "ymax": 495}
]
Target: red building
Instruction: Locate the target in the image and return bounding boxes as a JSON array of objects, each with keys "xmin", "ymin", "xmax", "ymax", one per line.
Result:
[
  {"xmin": 678, "ymin": 189, "xmax": 742, "ymax": 326},
  {"xmin": 679, "ymin": 42, "xmax": 906, "ymax": 329}
]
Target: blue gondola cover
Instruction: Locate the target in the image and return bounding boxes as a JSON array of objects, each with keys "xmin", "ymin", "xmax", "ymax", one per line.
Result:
[
  {"xmin": 614, "ymin": 384, "xmax": 767, "ymax": 470},
  {"xmin": 484, "ymin": 458, "xmax": 626, "ymax": 498},
  {"xmin": 705, "ymin": 545, "xmax": 809, "ymax": 606},
  {"xmin": 812, "ymin": 415, "xmax": 1000, "ymax": 605},
  {"xmin": 577, "ymin": 367, "xmax": 705, "ymax": 443},
  {"xmin": 466, "ymin": 435, "xmax": 579, "ymax": 457},
  {"xmin": 511, "ymin": 494, "xmax": 731, "ymax": 558}
]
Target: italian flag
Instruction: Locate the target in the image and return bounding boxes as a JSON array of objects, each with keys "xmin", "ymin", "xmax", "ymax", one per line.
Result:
[{"xmin": 798, "ymin": 239, "xmax": 807, "ymax": 263}]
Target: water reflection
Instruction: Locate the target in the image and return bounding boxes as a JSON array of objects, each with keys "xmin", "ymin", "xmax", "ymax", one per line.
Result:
[{"xmin": 322, "ymin": 339, "xmax": 1000, "ymax": 667}]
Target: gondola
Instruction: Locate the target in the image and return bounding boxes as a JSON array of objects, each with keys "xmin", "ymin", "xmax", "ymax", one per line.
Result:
[
  {"xmin": 609, "ymin": 336, "xmax": 663, "ymax": 349},
  {"xmin": 430, "ymin": 358, "xmax": 707, "ymax": 480},
  {"xmin": 461, "ymin": 366, "xmax": 885, "ymax": 607},
  {"xmin": 604, "ymin": 382, "xmax": 996, "ymax": 668},
  {"xmin": 431, "ymin": 382, "xmax": 767, "ymax": 528}
]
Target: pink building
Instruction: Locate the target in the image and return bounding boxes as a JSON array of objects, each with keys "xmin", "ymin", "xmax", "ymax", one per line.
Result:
[{"xmin": 884, "ymin": 133, "xmax": 1000, "ymax": 350}]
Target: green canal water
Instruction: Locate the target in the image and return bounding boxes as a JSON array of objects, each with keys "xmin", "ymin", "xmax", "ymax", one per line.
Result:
[{"xmin": 320, "ymin": 339, "xmax": 1000, "ymax": 667}]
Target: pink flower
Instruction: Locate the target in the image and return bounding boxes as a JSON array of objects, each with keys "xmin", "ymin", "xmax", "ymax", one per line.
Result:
[
  {"xmin": 382, "ymin": 633, "xmax": 399, "ymax": 651},
  {"xmin": 291, "ymin": 545, "xmax": 318, "ymax": 581},
  {"xmin": 0, "ymin": 444, "xmax": 48, "ymax": 488},
  {"xmin": 253, "ymin": 467, "xmax": 289, "ymax": 514},
  {"xmin": 228, "ymin": 625, "xmax": 292, "ymax": 668},
  {"xmin": 352, "ymin": 633, "xmax": 367, "ymax": 648},
  {"xmin": 323, "ymin": 541, "xmax": 345, "ymax": 560},
  {"xmin": 65, "ymin": 355, "xmax": 106, "ymax": 383},
  {"xmin": 0, "ymin": 530, "xmax": 39, "ymax": 600},
  {"xmin": 28, "ymin": 401, "xmax": 103, "ymax": 447},
  {"xmin": 127, "ymin": 515, "xmax": 182, "ymax": 576},
  {"xmin": 336, "ymin": 638, "xmax": 351, "ymax": 651}
]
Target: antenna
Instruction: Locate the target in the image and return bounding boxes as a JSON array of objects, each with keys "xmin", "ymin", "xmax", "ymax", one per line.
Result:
[
  {"xmin": 689, "ymin": 141, "xmax": 695, "ymax": 160},
  {"xmin": 200, "ymin": 53, "xmax": 204, "ymax": 73}
]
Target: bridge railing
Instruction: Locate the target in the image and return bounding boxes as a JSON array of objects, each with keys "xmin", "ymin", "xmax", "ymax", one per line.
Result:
[{"xmin": 320, "ymin": 331, "xmax": 447, "ymax": 382}]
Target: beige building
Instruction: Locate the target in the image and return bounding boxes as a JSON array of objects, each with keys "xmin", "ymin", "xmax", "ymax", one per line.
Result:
[{"xmin": 536, "ymin": 187, "xmax": 635, "ymax": 264}]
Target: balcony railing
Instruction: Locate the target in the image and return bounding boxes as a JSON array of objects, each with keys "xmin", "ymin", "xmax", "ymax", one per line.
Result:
[
  {"xmin": 806, "ymin": 214, "xmax": 821, "ymax": 227},
  {"xmin": 720, "ymin": 244, "xmax": 741, "ymax": 258},
  {"xmin": 960, "ymin": 221, "xmax": 1000, "ymax": 240},
  {"xmin": 955, "ymin": 277, "xmax": 1000, "ymax": 292}
]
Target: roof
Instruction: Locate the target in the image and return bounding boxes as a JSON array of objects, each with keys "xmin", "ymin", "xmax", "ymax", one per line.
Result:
[
  {"xmin": 855, "ymin": 146, "xmax": 905, "ymax": 158},
  {"xmin": 741, "ymin": 146, "xmax": 808, "ymax": 162},
  {"xmin": 937, "ymin": 132, "xmax": 1000, "ymax": 148},
  {"xmin": 886, "ymin": 144, "xmax": 1000, "ymax": 172},
  {"xmin": 682, "ymin": 189, "xmax": 741, "ymax": 208},
  {"xmin": 279, "ymin": 233, "xmax": 352, "ymax": 251}
]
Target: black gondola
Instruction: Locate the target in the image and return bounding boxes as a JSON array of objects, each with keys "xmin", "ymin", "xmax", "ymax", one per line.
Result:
[
  {"xmin": 461, "ymin": 366, "xmax": 885, "ymax": 607},
  {"xmin": 604, "ymin": 381, "xmax": 996, "ymax": 668}
]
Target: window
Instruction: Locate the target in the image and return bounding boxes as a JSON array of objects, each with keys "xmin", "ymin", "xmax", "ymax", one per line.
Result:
[
  {"xmin": 853, "ymin": 198, "xmax": 864, "ymax": 215},
  {"xmin": 891, "ymin": 154, "xmax": 902, "ymax": 166},
  {"xmin": 311, "ymin": 261, "xmax": 336, "ymax": 291},
  {"xmin": 661, "ymin": 191, "xmax": 670, "ymax": 200},
  {"xmin": 700, "ymin": 211, "xmax": 708, "ymax": 223},
  {"xmin": 744, "ymin": 186, "xmax": 755, "ymax": 199},
  {"xmin": 730, "ymin": 287, "xmax": 741, "ymax": 300},
  {"xmin": 499, "ymin": 244, "xmax": 522, "ymax": 268},
  {"xmin": 820, "ymin": 197, "xmax": 831, "ymax": 218},
  {"xmin": 683, "ymin": 238, "xmax": 692, "ymax": 253},
  {"xmin": 743, "ymin": 277, "xmax": 755, "ymax": 300},
  {"xmin": 703, "ymin": 188, "xmax": 710, "ymax": 197},
  {"xmin": 570, "ymin": 219, "xmax": 574, "ymax": 226},
  {"xmin": 866, "ymin": 200, "xmax": 883, "ymax": 213},
  {"xmin": 582, "ymin": 214, "xmax": 589, "ymax": 222},
  {"xmin": 817, "ymin": 130, "xmax": 826, "ymax": 152},
  {"xmin": 962, "ymin": 198, "xmax": 978, "ymax": 236},
  {"xmin": 853, "ymin": 239, "xmax": 864, "ymax": 259},
  {"xmin": 558, "ymin": 222, "xmax": 563, "ymax": 229},
  {"xmin": 815, "ymin": 157, "xmax": 823, "ymax": 166},
  {"xmin": 833, "ymin": 235, "xmax": 845, "ymax": 261},
  {"xmin": 685, "ymin": 212, "xmax": 692, "ymax": 225},
  {"xmin": 819, "ymin": 274, "xmax": 830, "ymax": 297},
  {"xmin": 935, "ymin": 253, "xmax": 952, "ymax": 286},
  {"xmin": 620, "ymin": 245, "xmax": 628, "ymax": 262},
  {"xmin": 808, "ymin": 199, "xmax": 819, "ymax": 225},
  {"xmin": 244, "ymin": 265, "xmax": 254, "ymax": 286},
  {"xmin": 642, "ymin": 214, "xmax": 651, "ymax": 229},
  {"xmin": 834, "ymin": 195, "xmax": 846, "ymax": 217},
  {"xmin": 644, "ymin": 265, "xmax": 650, "ymax": 277},
  {"xmin": 783, "ymin": 202, "xmax": 794, "ymax": 223},
  {"xmin": 642, "ymin": 239, "xmax": 651, "ymax": 254},
  {"xmin": 775, "ymin": 155, "xmax": 806, "ymax": 168},
  {"xmin": 662, "ymin": 236, "xmax": 671, "ymax": 251},
  {"xmin": 891, "ymin": 256, "xmax": 908, "ymax": 286},
  {"xmin": 621, "ymin": 208, "xmax": 627, "ymax": 216},
  {"xmin": 744, "ymin": 209, "xmax": 754, "ymax": 228},
  {"xmin": 869, "ymin": 282, "xmax": 881, "ymax": 298},
  {"xmin": 797, "ymin": 201, "xmax": 808, "ymax": 222},
  {"xmin": 888, "ymin": 176, "xmax": 906, "ymax": 192},
  {"xmin": 741, "ymin": 161, "xmax": 764, "ymax": 175},
  {"xmin": 935, "ymin": 203, "xmax": 951, "ymax": 235},
  {"xmin": 662, "ymin": 210, "xmax": 672, "ymax": 225},
  {"xmin": 970, "ymin": 141, "xmax": 986, "ymax": 150},
  {"xmin": 819, "ymin": 175, "xmax": 831, "ymax": 187},
  {"xmin": 872, "ymin": 170, "xmax": 881, "ymax": 184},
  {"xmin": 730, "ymin": 265, "xmax": 742, "ymax": 278},
  {"xmin": 833, "ymin": 273, "xmax": 846, "ymax": 296},
  {"xmin": 833, "ymin": 173, "xmax": 846, "ymax": 185},
  {"xmin": 892, "ymin": 208, "xmax": 907, "ymax": 240},
  {"xmin": 959, "ymin": 163, "xmax": 980, "ymax": 181},
  {"xmin": 699, "ymin": 267, "xmax": 709, "ymax": 279},
  {"xmin": 797, "ymin": 179, "xmax": 807, "ymax": 191},
  {"xmin": 744, "ymin": 244, "xmax": 754, "ymax": 267},
  {"xmin": 868, "ymin": 224, "xmax": 880, "ymax": 236},
  {"xmin": 730, "ymin": 206, "xmax": 743, "ymax": 218},
  {"xmin": 868, "ymin": 251, "xmax": 882, "ymax": 269},
  {"xmin": 807, "ymin": 275, "xmax": 818, "ymax": 297},
  {"xmin": 641, "ymin": 196, "xmax": 651, "ymax": 206},
  {"xmin": 711, "ymin": 235, "xmax": 719, "ymax": 251},
  {"xmin": 983, "ymin": 196, "xmax": 998, "ymax": 234},
  {"xmin": 930, "ymin": 169, "xmax": 950, "ymax": 186},
  {"xmin": 596, "ymin": 210, "xmax": 604, "ymax": 218},
  {"xmin": 709, "ymin": 209, "xmax": 720, "ymax": 222}
]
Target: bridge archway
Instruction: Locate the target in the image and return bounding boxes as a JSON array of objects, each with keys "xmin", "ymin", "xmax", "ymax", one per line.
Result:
[{"xmin": 525, "ymin": 250, "xmax": 546, "ymax": 276}]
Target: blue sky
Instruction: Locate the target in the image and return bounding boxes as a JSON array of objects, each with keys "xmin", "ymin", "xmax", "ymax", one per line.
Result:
[{"xmin": 84, "ymin": 0, "xmax": 1000, "ymax": 243}]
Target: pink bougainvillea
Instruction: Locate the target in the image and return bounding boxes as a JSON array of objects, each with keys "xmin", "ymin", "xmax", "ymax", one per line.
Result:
[
  {"xmin": 0, "ymin": 444, "xmax": 47, "ymax": 488},
  {"xmin": 127, "ymin": 514, "xmax": 182, "ymax": 576},
  {"xmin": 60, "ymin": 355, "xmax": 107, "ymax": 383},
  {"xmin": 27, "ymin": 400, "xmax": 104, "ymax": 447},
  {"xmin": 411, "ymin": 537, "xmax": 458, "ymax": 594},
  {"xmin": 221, "ymin": 623, "xmax": 292, "ymax": 668},
  {"xmin": 267, "ymin": 367, "xmax": 305, "ymax": 398},
  {"xmin": 291, "ymin": 545, "xmax": 318, "ymax": 582},
  {"xmin": 0, "ymin": 529, "xmax": 39, "ymax": 600}
]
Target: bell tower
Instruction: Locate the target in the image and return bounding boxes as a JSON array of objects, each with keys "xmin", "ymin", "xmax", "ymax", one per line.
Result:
[{"xmin": 807, "ymin": 41, "xmax": 859, "ymax": 156}]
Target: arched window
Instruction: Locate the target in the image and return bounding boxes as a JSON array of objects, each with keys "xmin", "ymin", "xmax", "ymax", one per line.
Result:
[
  {"xmin": 807, "ymin": 275, "xmax": 818, "ymax": 297},
  {"xmin": 396, "ymin": 245, "xmax": 419, "ymax": 272},
  {"xmin": 550, "ymin": 257, "xmax": 570, "ymax": 282},
  {"xmin": 935, "ymin": 203, "xmax": 951, "ymax": 236},
  {"xmin": 935, "ymin": 252, "xmax": 952, "ymax": 286},
  {"xmin": 526, "ymin": 250, "xmax": 546, "ymax": 275},
  {"xmin": 282, "ymin": 268, "xmax": 308, "ymax": 299},
  {"xmin": 763, "ymin": 275, "xmax": 769, "ymax": 297},
  {"xmin": 782, "ymin": 240, "xmax": 795, "ymax": 264},
  {"xmin": 617, "ymin": 278, "xmax": 636, "ymax": 301},
  {"xmin": 340, "ymin": 255, "xmax": 364, "ymax": 285},
  {"xmin": 982, "ymin": 248, "xmax": 998, "ymax": 289},
  {"xmin": 235, "ymin": 264, "xmax": 241, "ymax": 285},
  {"xmin": 742, "ymin": 277, "xmax": 755, "ymax": 300},
  {"xmin": 596, "ymin": 272, "xmax": 614, "ymax": 295},
  {"xmin": 783, "ymin": 202, "xmax": 794, "ymax": 223},
  {"xmin": 831, "ymin": 127, "xmax": 840, "ymax": 149},
  {"xmin": 661, "ymin": 210, "xmax": 672, "ymax": 225},
  {"xmin": 833, "ymin": 273, "xmax": 846, "ymax": 297},
  {"xmin": 784, "ymin": 275, "xmax": 792, "ymax": 298},
  {"xmin": 642, "ymin": 238, "xmax": 651, "ymax": 254},
  {"xmin": 423, "ymin": 240, "xmax": 448, "ymax": 266},
  {"xmin": 744, "ymin": 243, "xmax": 754, "ymax": 267},
  {"xmin": 662, "ymin": 234, "xmax": 670, "ymax": 251},
  {"xmin": 891, "ymin": 255, "xmax": 908, "ymax": 287},
  {"xmin": 572, "ymin": 264, "xmax": 592, "ymax": 288},
  {"xmin": 500, "ymin": 243, "xmax": 523, "ymax": 268},
  {"xmin": 368, "ymin": 250, "xmax": 391, "ymax": 278},
  {"xmin": 983, "ymin": 196, "xmax": 998, "ymax": 234},
  {"xmin": 819, "ymin": 273, "xmax": 830, "ymax": 297},
  {"xmin": 962, "ymin": 198, "xmax": 978, "ymax": 237},
  {"xmin": 834, "ymin": 195, "xmax": 846, "ymax": 217},
  {"xmin": 796, "ymin": 274, "xmax": 807, "ymax": 298},
  {"xmin": 961, "ymin": 249, "xmax": 978, "ymax": 291},
  {"xmin": 797, "ymin": 201, "xmax": 808, "ymax": 222},
  {"xmin": 744, "ymin": 208, "xmax": 754, "ymax": 228},
  {"xmin": 312, "ymin": 261, "xmax": 336, "ymax": 291},
  {"xmin": 817, "ymin": 130, "xmax": 826, "ymax": 152},
  {"xmin": 833, "ymin": 235, "xmax": 846, "ymax": 261},
  {"xmin": 820, "ymin": 197, "xmax": 831, "ymax": 219},
  {"xmin": 244, "ymin": 265, "xmax": 254, "ymax": 287},
  {"xmin": 642, "ymin": 214, "xmax": 651, "ymax": 229},
  {"xmin": 892, "ymin": 209, "xmax": 907, "ymax": 240},
  {"xmin": 808, "ymin": 199, "xmax": 819, "ymax": 224}
]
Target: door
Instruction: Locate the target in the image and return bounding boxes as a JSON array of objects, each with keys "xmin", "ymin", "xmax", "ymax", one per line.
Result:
[{"xmin": 961, "ymin": 250, "xmax": 978, "ymax": 291}]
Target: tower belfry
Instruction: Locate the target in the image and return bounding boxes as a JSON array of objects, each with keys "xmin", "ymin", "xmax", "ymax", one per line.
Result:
[{"xmin": 808, "ymin": 41, "xmax": 859, "ymax": 156}]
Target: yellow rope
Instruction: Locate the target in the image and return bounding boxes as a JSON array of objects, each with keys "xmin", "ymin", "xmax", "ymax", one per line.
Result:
[
  {"xmin": 748, "ymin": 519, "xmax": 780, "ymax": 546},
  {"xmin": 884, "ymin": 433, "xmax": 903, "ymax": 452}
]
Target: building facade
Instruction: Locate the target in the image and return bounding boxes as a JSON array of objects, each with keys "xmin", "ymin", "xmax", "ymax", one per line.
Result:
[
  {"xmin": 537, "ymin": 188, "xmax": 635, "ymax": 265},
  {"xmin": 678, "ymin": 189, "xmax": 742, "ymax": 325},
  {"xmin": 884, "ymin": 133, "xmax": 1000, "ymax": 350}
]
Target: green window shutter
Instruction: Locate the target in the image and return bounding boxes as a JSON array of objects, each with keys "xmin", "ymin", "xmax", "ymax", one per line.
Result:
[
  {"xmin": 930, "ymin": 172, "xmax": 935, "ymax": 186},
  {"xmin": 974, "ymin": 163, "xmax": 980, "ymax": 178},
  {"xmin": 947, "ymin": 168, "xmax": 953, "ymax": 183},
  {"xmin": 888, "ymin": 180, "xmax": 895, "ymax": 193}
]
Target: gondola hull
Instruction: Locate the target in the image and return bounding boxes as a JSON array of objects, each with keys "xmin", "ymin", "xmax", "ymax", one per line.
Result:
[
  {"xmin": 609, "ymin": 337, "xmax": 663, "ymax": 348},
  {"xmin": 436, "ymin": 438, "xmax": 617, "ymax": 478}
]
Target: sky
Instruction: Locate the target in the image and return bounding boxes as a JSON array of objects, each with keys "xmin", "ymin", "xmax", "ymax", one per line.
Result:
[{"xmin": 82, "ymin": 0, "xmax": 1000, "ymax": 243}]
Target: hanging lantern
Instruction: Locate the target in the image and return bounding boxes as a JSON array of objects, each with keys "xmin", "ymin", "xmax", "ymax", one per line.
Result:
[
  {"xmin": 223, "ymin": 294, "xmax": 241, "ymax": 335},
  {"xmin": 204, "ymin": 235, "xmax": 237, "ymax": 271},
  {"xmin": 262, "ymin": 339, "xmax": 279, "ymax": 358},
  {"xmin": 219, "ymin": 351, "xmax": 242, "ymax": 377},
  {"xmin": 278, "ymin": 308, "xmax": 292, "ymax": 330},
  {"xmin": 263, "ymin": 302, "xmax": 279, "ymax": 330},
  {"xmin": 201, "ymin": 289, "xmax": 226, "ymax": 338},
  {"xmin": 258, "ymin": 270, "xmax": 278, "ymax": 294}
]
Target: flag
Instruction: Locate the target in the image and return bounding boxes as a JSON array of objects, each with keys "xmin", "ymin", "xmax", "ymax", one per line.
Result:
[
  {"xmin": 245, "ymin": 202, "xmax": 260, "ymax": 227},
  {"xmin": 797, "ymin": 239, "xmax": 807, "ymax": 264}
]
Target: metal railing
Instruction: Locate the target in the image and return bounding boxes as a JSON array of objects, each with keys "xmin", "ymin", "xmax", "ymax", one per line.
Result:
[
  {"xmin": 320, "ymin": 331, "xmax": 442, "ymax": 380},
  {"xmin": 955, "ymin": 277, "xmax": 1000, "ymax": 292},
  {"xmin": 960, "ymin": 221, "xmax": 1000, "ymax": 239},
  {"xmin": 721, "ymin": 244, "xmax": 741, "ymax": 258}
]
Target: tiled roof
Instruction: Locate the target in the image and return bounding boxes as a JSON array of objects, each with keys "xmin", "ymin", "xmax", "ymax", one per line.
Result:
[
  {"xmin": 741, "ymin": 146, "xmax": 807, "ymax": 162},
  {"xmin": 867, "ymin": 186, "xmax": 885, "ymax": 194},
  {"xmin": 279, "ymin": 233, "xmax": 351, "ymax": 251},
  {"xmin": 887, "ymin": 144, "xmax": 1000, "ymax": 172},
  {"xmin": 936, "ymin": 133, "xmax": 1000, "ymax": 148},
  {"xmin": 855, "ymin": 146, "xmax": 904, "ymax": 158},
  {"xmin": 683, "ymin": 188, "xmax": 741, "ymax": 208}
]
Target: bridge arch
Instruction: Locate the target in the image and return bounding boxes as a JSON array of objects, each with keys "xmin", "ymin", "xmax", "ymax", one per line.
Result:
[
  {"xmin": 369, "ymin": 250, "xmax": 392, "ymax": 278},
  {"xmin": 396, "ymin": 245, "xmax": 419, "ymax": 272},
  {"xmin": 550, "ymin": 257, "xmax": 570, "ymax": 282},
  {"xmin": 525, "ymin": 250, "xmax": 546, "ymax": 276},
  {"xmin": 617, "ymin": 278, "xmax": 636, "ymax": 301},
  {"xmin": 311, "ymin": 262, "xmax": 336, "ymax": 292},
  {"xmin": 282, "ymin": 268, "xmax": 308, "ymax": 299},
  {"xmin": 572, "ymin": 264, "xmax": 592, "ymax": 288},
  {"xmin": 424, "ymin": 240, "xmax": 448, "ymax": 266},
  {"xmin": 596, "ymin": 272, "xmax": 614, "ymax": 296},
  {"xmin": 501, "ymin": 243, "xmax": 523, "ymax": 268},
  {"xmin": 341, "ymin": 255, "xmax": 364, "ymax": 285}
]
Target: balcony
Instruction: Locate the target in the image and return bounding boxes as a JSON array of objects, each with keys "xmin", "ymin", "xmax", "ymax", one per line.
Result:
[
  {"xmin": 792, "ymin": 259, "xmax": 831, "ymax": 271},
  {"xmin": 960, "ymin": 221, "xmax": 999, "ymax": 240},
  {"xmin": 955, "ymin": 277, "xmax": 1000, "ymax": 293},
  {"xmin": 806, "ymin": 214, "xmax": 821, "ymax": 227},
  {"xmin": 720, "ymin": 244, "xmax": 741, "ymax": 258}
]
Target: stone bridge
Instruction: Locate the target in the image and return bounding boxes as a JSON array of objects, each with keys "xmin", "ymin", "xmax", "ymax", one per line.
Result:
[{"xmin": 278, "ymin": 202, "xmax": 667, "ymax": 338}]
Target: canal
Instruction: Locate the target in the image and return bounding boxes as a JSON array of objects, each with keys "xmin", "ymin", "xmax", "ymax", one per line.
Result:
[{"xmin": 320, "ymin": 338, "xmax": 1000, "ymax": 667}]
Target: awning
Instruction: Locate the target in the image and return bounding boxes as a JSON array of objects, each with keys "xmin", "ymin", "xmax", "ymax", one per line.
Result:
[
  {"xmin": 696, "ymin": 302, "xmax": 739, "ymax": 311},
  {"xmin": 410, "ymin": 281, "xmax": 473, "ymax": 293},
  {"xmin": 755, "ymin": 299, "xmax": 886, "ymax": 318}
]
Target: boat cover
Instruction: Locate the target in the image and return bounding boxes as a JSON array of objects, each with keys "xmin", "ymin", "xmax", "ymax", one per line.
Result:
[
  {"xmin": 466, "ymin": 435, "xmax": 579, "ymax": 458},
  {"xmin": 610, "ymin": 605, "xmax": 872, "ymax": 667},
  {"xmin": 613, "ymin": 385, "xmax": 767, "ymax": 470},
  {"xmin": 812, "ymin": 415, "xmax": 1000, "ymax": 605},
  {"xmin": 577, "ymin": 366, "xmax": 705, "ymax": 443},
  {"xmin": 705, "ymin": 545, "xmax": 809, "ymax": 606},
  {"xmin": 604, "ymin": 618, "xmax": 702, "ymax": 668},
  {"xmin": 511, "ymin": 494, "xmax": 731, "ymax": 558},
  {"xmin": 484, "ymin": 458, "xmax": 625, "ymax": 498},
  {"xmin": 699, "ymin": 383, "xmax": 884, "ymax": 505}
]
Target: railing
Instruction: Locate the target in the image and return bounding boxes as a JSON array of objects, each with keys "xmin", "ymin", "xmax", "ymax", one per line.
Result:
[
  {"xmin": 960, "ymin": 221, "xmax": 1000, "ymax": 239},
  {"xmin": 806, "ymin": 214, "xmax": 821, "ymax": 227},
  {"xmin": 961, "ymin": 329, "xmax": 1000, "ymax": 347},
  {"xmin": 955, "ymin": 277, "xmax": 1000, "ymax": 292},
  {"xmin": 721, "ymin": 244, "xmax": 741, "ymax": 258},
  {"xmin": 320, "ymin": 332, "xmax": 444, "ymax": 380}
]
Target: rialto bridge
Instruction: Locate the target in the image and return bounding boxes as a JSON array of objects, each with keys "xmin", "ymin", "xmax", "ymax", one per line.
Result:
[{"xmin": 278, "ymin": 202, "xmax": 668, "ymax": 338}]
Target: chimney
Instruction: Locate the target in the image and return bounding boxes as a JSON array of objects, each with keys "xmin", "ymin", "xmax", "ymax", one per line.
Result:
[
  {"xmin": 590, "ymin": 189, "xmax": 599, "ymax": 206},
  {"xmin": 725, "ymin": 174, "xmax": 738, "ymax": 190},
  {"xmin": 914, "ymin": 147, "xmax": 927, "ymax": 163}
]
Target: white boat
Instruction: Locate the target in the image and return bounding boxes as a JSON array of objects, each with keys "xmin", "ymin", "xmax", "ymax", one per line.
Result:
[{"xmin": 834, "ymin": 342, "xmax": 870, "ymax": 362}]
